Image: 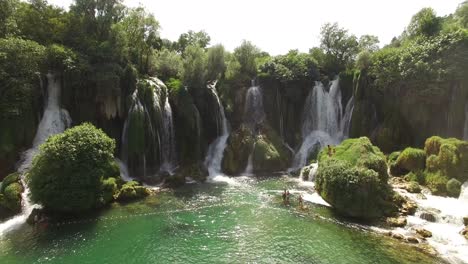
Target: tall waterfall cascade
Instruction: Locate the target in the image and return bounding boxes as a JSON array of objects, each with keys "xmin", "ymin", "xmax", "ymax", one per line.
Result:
[
  {"xmin": 244, "ymin": 81, "xmax": 265, "ymax": 131},
  {"xmin": 121, "ymin": 78, "xmax": 177, "ymax": 177},
  {"xmin": 0, "ymin": 73, "xmax": 71, "ymax": 236},
  {"xmin": 291, "ymin": 78, "xmax": 354, "ymax": 170},
  {"xmin": 160, "ymin": 96, "xmax": 177, "ymax": 173},
  {"xmin": 204, "ymin": 83, "xmax": 230, "ymax": 179},
  {"xmin": 242, "ymin": 81, "xmax": 266, "ymax": 174}
]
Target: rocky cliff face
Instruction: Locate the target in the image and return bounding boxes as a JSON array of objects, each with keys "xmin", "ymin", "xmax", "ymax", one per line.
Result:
[{"xmin": 350, "ymin": 70, "xmax": 468, "ymax": 153}]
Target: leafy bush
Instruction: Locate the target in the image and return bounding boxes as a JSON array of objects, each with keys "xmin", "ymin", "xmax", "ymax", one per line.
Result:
[
  {"xmin": 28, "ymin": 123, "xmax": 118, "ymax": 212},
  {"xmin": 446, "ymin": 178, "xmax": 462, "ymax": 197}
]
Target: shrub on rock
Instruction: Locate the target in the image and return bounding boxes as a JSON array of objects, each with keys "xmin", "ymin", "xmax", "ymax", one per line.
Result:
[{"xmin": 28, "ymin": 123, "xmax": 120, "ymax": 212}]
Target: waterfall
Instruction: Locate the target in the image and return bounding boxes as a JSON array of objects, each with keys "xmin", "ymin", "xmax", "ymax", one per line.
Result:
[
  {"xmin": 291, "ymin": 78, "xmax": 352, "ymax": 170},
  {"xmin": 460, "ymin": 181, "xmax": 468, "ymax": 202},
  {"xmin": 160, "ymin": 96, "xmax": 177, "ymax": 173},
  {"xmin": 0, "ymin": 73, "xmax": 71, "ymax": 236},
  {"xmin": 244, "ymin": 85, "xmax": 265, "ymax": 131},
  {"xmin": 340, "ymin": 96, "xmax": 354, "ymax": 140},
  {"xmin": 204, "ymin": 84, "xmax": 230, "ymax": 178}
]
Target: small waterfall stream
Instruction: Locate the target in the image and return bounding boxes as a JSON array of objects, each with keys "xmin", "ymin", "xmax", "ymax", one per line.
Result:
[
  {"xmin": 204, "ymin": 84, "xmax": 230, "ymax": 179},
  {"xmin": 0, "ymin": 73, "xmax": 71, "ymax": 236}
]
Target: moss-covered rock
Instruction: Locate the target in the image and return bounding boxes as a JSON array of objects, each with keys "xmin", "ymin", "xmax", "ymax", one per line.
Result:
[
  {"xmin": 406, "ymin": 181, "xmax": 422, "ymax": 193},
  {"xmin": 446, "ymin": 178, "xmax": 462, "ymax": 197},
  {"xmin": 221, "ymin": 126, "xmax": 255, "ymax": 175},
  {"xmin": 393, "ymin": 148, "xmax": 426, "ymax": 175},
  {"xmin": 116, "ymin": 181, "xmax": 150, "ymax": 201},
  {"xmin": 315, "ymin": 137, "xmax": 398, "ymax": 219},
  {"xmin": 0, "ymin": 172, "xmax": 24, "ymax": 218},
  {"xmin": 424, "ymin": 171, "xmax": 448, "ymax": 195},
  {"xmin": 251, "ymin": 125, "xmax": 291, "ymax": 173}
]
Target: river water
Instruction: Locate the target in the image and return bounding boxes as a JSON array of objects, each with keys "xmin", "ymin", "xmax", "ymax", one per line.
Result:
[{"xmin": 0, "ymin": 176, "xmax": 440, "ymax": 264}]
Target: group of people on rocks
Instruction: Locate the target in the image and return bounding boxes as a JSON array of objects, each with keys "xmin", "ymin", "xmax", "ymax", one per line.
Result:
[{"xmin": 282, "ymin": 189, "xmax": 304, "ymax": 209}]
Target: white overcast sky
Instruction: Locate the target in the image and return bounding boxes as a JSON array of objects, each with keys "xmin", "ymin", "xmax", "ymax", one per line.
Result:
[{"xmin": 48, "ymin": 0, "xmax": 462, "ymax": 55}]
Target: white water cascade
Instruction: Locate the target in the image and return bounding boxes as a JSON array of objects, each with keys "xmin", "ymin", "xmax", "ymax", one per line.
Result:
[
  {"xmin": 393, "ymin": 182, "xmax": 468, "ymax": 263},
  {"xmin": 242, "ymin": 81, "xmax": 266, "ymax": 174},
  {"xmin": 244, "ymin": 81, "xmax": 265, "ymax": 131},
  {"xmin": 204, "ymin": 84, "xmax": 230, "ymax": 180},
  {"xmin": 0, "ymin": 73, "xmax": 71, "ymax": 236},
  {"xmin": 290, "ymin": 78, "xmax": 354, "ymax": 171},
  {"xmin": 160, "ymin": 96, "xmax": 177, "ymax": 173}
]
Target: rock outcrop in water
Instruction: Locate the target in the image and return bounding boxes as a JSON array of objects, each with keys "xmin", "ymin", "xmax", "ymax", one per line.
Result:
[
  {"xmin": 0, "ymin": 173, "xmax": 23, "ymax": 219},
  {"xmin": 315, "ymin": 137, "xmax": 399, "ymax": 219}
]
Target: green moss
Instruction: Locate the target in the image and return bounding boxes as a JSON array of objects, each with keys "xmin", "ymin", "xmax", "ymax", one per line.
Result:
[
  {"xmin": 394, "ymin": 148, "xmax": 426, "ymax": 174},
  {"xmin": 1, "ymin": 182, "xmax": 23, "ymax": 212},
  {"xmin": 222, "ymin": 126, "xmax": 254, "ymax": 175},
  {"xmin": 406, "ymin": 181, "xmax": 422, "ymax": 193},
  {"xmin": 423, "ymin": 136, "xmax": 468, "ymax": 183},
  {"xmin": 425, "ymin": 171, "xmax": 448, "ymax": 195},
  {"xmin": 405, "ymin": 171, "xmax": 426, "ymax": 185},
  {"xmin": 101, "ymin": 177, "xmax": 118, "ymax": 204},
  {"xmin": 316, "ymin": 137, "xmax": 397, "ymax": 219},
  {"xmin": 446, "ymin": 178, "xmax": 462, "ymax": 197},
  {"xmin": 117, "ymin": 181, "xmax": 150, "ymax": 201},
  {"xmin": 318, "ymin": 137, "xmax": 388, "ymax": 182},
  {"xmin": 0, "ymin": 173, "xmax": 20, "ymax": 192}
]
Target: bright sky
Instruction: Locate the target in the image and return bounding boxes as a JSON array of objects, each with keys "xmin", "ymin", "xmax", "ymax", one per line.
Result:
[{"xmin": 49, "ymin": 0, "xmax": 462, "ymax": 55}]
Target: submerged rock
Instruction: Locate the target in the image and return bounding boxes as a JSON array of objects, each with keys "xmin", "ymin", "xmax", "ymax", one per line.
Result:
[
  {"xmin": 415, "ymin": 228, "xmax": 432, "ymax": 238},
  {"xmin": 464, "ymin": 217, "xmax": 468, "ymax": 226},
  {"xmin": 406, "ymin": 237, "xmax": 419, "ymax": 244},
  {"xmin": 419, "ymin": 212, "xmax": 438, "ymax": 222},
  {"xmin": 386, "ymin": 217, "xmax": 407, "ymax": 227}
]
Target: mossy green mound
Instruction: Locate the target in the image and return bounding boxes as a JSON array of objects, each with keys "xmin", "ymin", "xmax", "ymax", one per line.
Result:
[
  {"xmin": 116, "ymin": 181, "xmax": 150, "ymax": 201},
  {"xmin": 393, "ymin": 148, "xmax": 426, "ymax": 175},
  {"xmin": 316, "ymin": 137, "xmax": 397, "ymax": 219},
  {"xmin": 0, "ymin": 172, "xmax": 24, "ymax": 218}
]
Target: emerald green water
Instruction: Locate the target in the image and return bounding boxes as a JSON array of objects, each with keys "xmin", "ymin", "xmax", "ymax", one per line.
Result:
[{"xmin": 0, "ymin": 176, "xmax": 441, "ymax": 263}]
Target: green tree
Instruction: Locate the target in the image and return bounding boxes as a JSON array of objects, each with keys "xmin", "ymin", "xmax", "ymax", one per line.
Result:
[
  {"xmin": 120, "ymin": 6, "xmax": 160, "ymax": 73},
  {"xmin": 320, "ymin": 22, "xmax": 359, "ymax": 70},
  {"xmin": 15, "ymin": 0, "xmax": 68, "ymax": 45},
  {"xmin": 234, "ymin": 40, "xmax": 260, "ymax": 78},
  {"xmin": 206, "ymin": 44, "xmax": 226, "ymax": 81},
  {"xmin": 407, "ymin": 7, "xmax": 441, "ymax": 37},
  {"xmin": 455, "ymin": 1, "xmax": 468, "ymax": 28},
  {"xmin": 0, "ymin": 0, "xmax": 19, "ymax": 37},
  {"xmin": 153, "ymin": 48, "xmax": 183, "ymax": 81},
  {"xmin": 358, "ymin": 35, "xmax": 379, "ymax": 52},
  {"xmin": 28, "ymin": 123, "xmax": 119, "ymax": 212},
  {"xmin": 182, "ymin": 44, "xmax": 207, "ymax": 88},
  {"xmin": 176, "ymin": 30, "xmax": 211, "ymax": 53}
]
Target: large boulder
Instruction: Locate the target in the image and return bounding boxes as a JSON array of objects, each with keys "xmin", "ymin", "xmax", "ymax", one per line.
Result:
[
  {"xmin": 393, "ymin": 148, "xmax": 426, "ymax": 175},
  {"xmin": 315, "ymin": 137, "xmax": 398, "ymax": 219}
]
